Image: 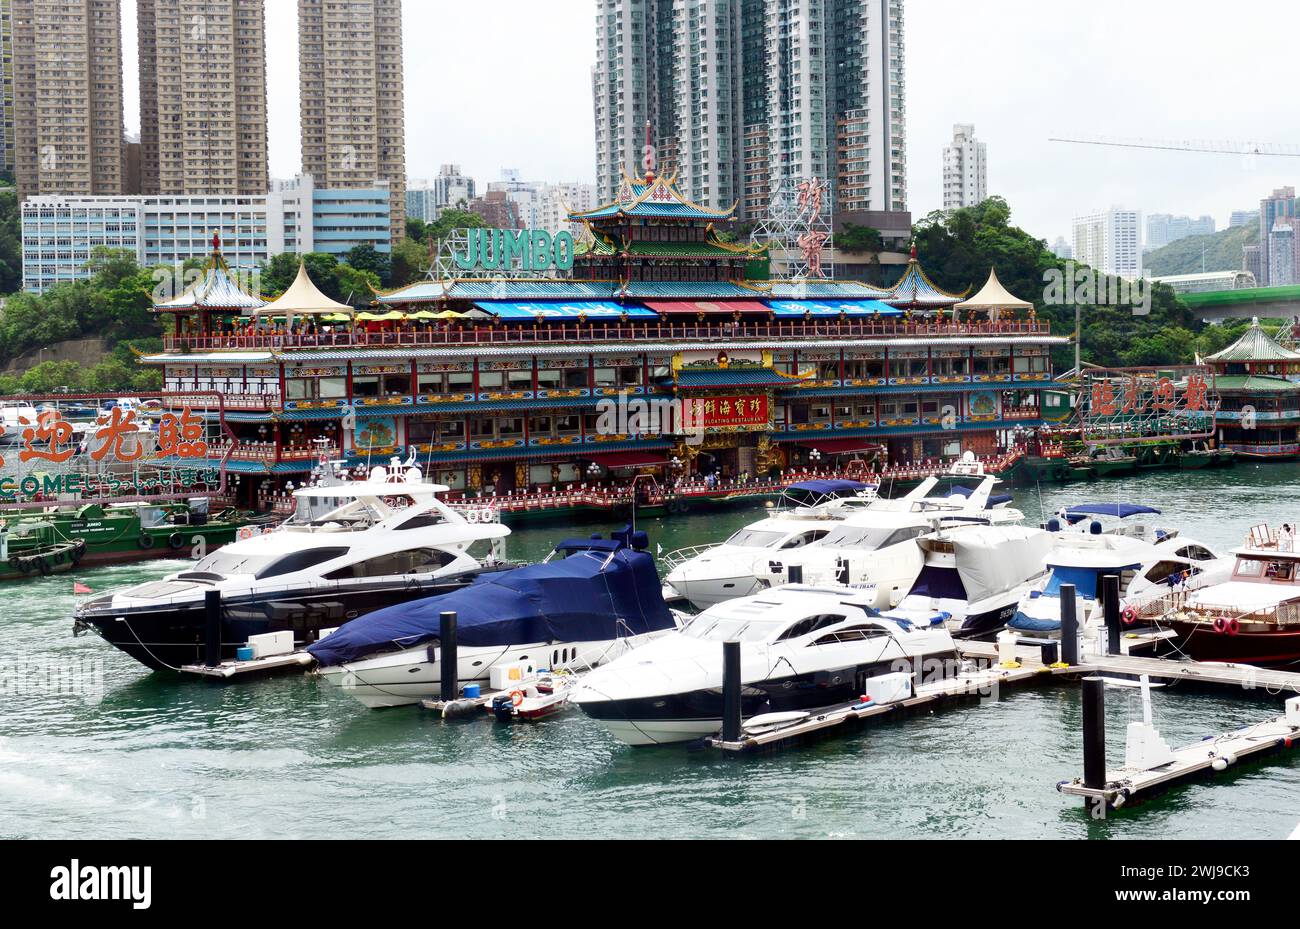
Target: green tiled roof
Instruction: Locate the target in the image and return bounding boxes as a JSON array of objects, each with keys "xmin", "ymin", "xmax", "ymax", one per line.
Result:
[
  {"xmin": 1212, "ymin": 375, "xmax": 1300, "ymax": 392},
  {"xmin": 1205, "ymin": 319, "xmax": 1300, "ymax": 363}
]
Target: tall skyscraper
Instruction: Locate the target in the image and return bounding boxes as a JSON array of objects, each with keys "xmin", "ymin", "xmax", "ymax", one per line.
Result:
[
  {"xmin": 1073, "ymin": 207, "xmax": 1142, "ymax": 279},
  {"xmin": 1, "ymin": 1, "xmax": 15, "ymax": 177},
  {"xmin": 592, "ymin": 0, "xmax": 907, "ymax": 222},
  {"xmin": 12, "ymin": 0, "xmax": 125, "ymax": 197},
  {"xmin": 299, "ymin": 0, "xmax": 406, "ymax": 239},
  {"xmin": 942, "ymin": 123, "xmax": 987, "ymax": 210},
  {"xmin": 1259, "ymin": 187, "xmax": 1297, "ymax": 286},
  {"xmin": 137, "ymin": 0, "xmax": 268, "ymax": 195}
]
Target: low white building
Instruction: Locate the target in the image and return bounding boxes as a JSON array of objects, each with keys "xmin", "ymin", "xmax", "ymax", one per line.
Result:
[{"xmin": 1148, "ymin": 270, "xmax": 1257, "ymax": 294}]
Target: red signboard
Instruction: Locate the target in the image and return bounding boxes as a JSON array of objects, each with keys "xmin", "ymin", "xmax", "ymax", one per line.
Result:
[{"xmin": 686, "ymin": 395, "xmax": 770, "ymax": 430}]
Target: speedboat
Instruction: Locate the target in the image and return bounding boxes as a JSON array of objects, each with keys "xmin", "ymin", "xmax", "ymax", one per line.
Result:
[
  {"xmin": 761, "ymin": 476, "xmax": 1027, "ymax": 610},
  {"xmin": 73, "ymin": 462, "xmax": 511, "ymax": 671},
  {"xmin": 660, "ymin": 479, "xmax": 876, "ymax": 608},
  {"xmin": 573, "ymin": 584, "xmax": 959, "ymax": 746},
  {"xmin": 1009, "ymin": 503, "xmax": 1231, "ymax": 634},
  {"xmin": 1157, "ymin": 523, "xmax": 1300, "ymax": 665},
  {"xmin": 312, "ymin": 529, "xmax": 681, "ymax": 708},
  {"xmin": 884, "ymin": 523, "xmax": 1056, "ymax": 638}
]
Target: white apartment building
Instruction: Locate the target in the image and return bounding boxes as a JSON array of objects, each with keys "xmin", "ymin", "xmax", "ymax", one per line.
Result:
[
  {"xmin": 535, "ymin": 182, "xmax": 598, "ymax": 236},
  {"xmin": 593, "ymin": 0, "xmax": 907, "ymax": 219},
  {"xmin": 1073, "ymin": 208, "xmax": 1142, "ymax": 279},
  {"xmin": 942, "ymin": 123, "xmax": 987, "ymax": 210}
]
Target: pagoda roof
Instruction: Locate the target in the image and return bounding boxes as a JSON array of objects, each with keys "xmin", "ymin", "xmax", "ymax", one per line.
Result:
[
  {"xmin": 766, "ymin": 280, "xmax": 893, "ymax": 299},
  {"xmin": 571, "ymin": 171, "xmax": 736, "ymax": 221},
  {"xmin": 1205, "ymin": 318, "xmax": 1300, "ymax": 364},
  {"xmin": 153, "ymin": 253, "xmax": 267, "ymax": 312},
  {"xmin": 577, "ymin": 223, "xmax": 767, "ymax": 260},
  {"xmin": 885, "ymin": 253, "xmax": 968, "ymax": 307}
]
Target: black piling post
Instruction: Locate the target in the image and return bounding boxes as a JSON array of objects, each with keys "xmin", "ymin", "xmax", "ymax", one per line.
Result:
[
  {"xmin": 787, "ymin": 563, "xmax": 804, "ymax": 585},
  {"xmin": 1060, "ymin": 583, "xmax": 1078, "ymax": 666},
  {"xmin": 439, "ymin": 611, "xmax": 458, "ymax": 700},
  {"xmin": 1102, "ymin": 574, "xmax": 1121, "ymax": 656},
  {"xmin": 204, "ymin": 589, "xmax": 222, "ymax": 667},
  {"xmin": 722, "ymin": 640, "xmax": 742, "ymax": 743},
  {"xmin": 836, "ymin": 557, "xmax": 850, "ymax": 585},
  {"xmin": 1082, "ymin": 675, "xmax": 1108, "ymax": 812}
]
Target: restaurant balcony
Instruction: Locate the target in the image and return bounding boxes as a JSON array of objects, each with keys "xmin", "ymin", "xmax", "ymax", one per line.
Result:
[
  {"xmin": 160, "ymin": 317, "xmax": 1053, "ymax": 355},
  {"xmin": 208, "ymin": 442, "xmax": 340, "ymax": 465}
]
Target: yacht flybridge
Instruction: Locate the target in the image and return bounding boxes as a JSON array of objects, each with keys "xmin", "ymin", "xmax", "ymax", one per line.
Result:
[{"xmin": 73, "ymin": 461, "xmax": 512, "ymax": 671}]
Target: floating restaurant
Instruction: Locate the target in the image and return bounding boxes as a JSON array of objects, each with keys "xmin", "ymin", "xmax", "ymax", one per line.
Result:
[
  {"xmin": 145, "ymin": 169, "xmax": 1066, "ymax": 509},
  {"xmin": 1204, "ymin": 318, "xmax": 1300, "ymax": 460}
]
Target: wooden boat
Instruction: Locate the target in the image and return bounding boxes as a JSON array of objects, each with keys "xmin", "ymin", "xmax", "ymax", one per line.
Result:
[{"xmin": 1156, "ymin": 524, "xmax": 1300, "ymax": 666}]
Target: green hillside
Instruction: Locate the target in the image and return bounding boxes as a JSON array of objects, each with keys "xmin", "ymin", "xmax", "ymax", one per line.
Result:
[{"xmin": 1143, "ymin": 223, "xmax": 1258, "ymax": 277}]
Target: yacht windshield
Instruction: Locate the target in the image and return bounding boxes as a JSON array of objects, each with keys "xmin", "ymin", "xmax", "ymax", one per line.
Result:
[
  {"xmin": 682, "ymin": 615, "xmax": 781, "ymax": 641},
  {"xmin": 723, "ymin": 528, "xmax": 787, "ymax": 548},
  {"xmin": 817, "ymin": 524, "xmax": 921, "ymax": 550},
  {"xmin": 192, "ymin": 551, "xmax": 276, "ymax": 576}
]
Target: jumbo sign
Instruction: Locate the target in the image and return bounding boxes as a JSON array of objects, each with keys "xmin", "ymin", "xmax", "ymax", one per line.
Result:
[{"xmin": 453, "ymin": 228, "xmax": 576, "ymax": 274}]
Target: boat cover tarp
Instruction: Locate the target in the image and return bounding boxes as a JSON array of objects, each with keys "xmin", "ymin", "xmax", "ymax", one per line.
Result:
[
  {"xmin": 306, "ymin": 547, "xmax": 675, "ymax": 666},
  {"xmin": 951, "ymin": 527, "xmax": 1055, "ymax": 602},
  {"xmin": 1064, "ymin": 503, "xmax": 1161, "ymax": 521},
  {"xmin": 946, "ymin": 485, "xmax": 1014, "ymax": 509},
  {"xmin": 786, "ymin": 480, "xmax": 869, "ymax": 496}
]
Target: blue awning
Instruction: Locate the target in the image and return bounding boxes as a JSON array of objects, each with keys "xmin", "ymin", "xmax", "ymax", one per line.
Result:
[
  {"xmin": 769, "ymin": 299, "xmax": 903, "ymax": 318},
  {"xmin": 473, "ymin": 301, "xmax": 657, "ymax": 321}
]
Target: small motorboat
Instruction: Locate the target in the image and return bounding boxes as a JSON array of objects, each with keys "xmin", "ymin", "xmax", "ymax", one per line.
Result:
[
  {"xmin": 0, "ymin": 533, "xmax": 87, "ymax": 581},
  {"xmin": 311, "ymin": 527, "xmax": 682, "ymax": 708},
  {"xmin": 572, "ymin": 584, "xmax": 959, "ymax": 746}
]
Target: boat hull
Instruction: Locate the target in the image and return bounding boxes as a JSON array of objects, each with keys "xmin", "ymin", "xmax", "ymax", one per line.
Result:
[
  {"xmin": 74, "ymin": 571, "xmax": 501, "ymax": 672},
  {"xmin": 1165, "ymin": 621, "xmax": 1300, "ymax": 666},
  {"xmin": 578, "ymin": 652, "xmax": 958, "ymax": 746}
]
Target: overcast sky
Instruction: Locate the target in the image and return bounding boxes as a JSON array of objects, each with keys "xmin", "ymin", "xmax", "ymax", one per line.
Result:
[{"xmin": 122, "ymin": 0, "xmax": 1300, "ymax": 244}]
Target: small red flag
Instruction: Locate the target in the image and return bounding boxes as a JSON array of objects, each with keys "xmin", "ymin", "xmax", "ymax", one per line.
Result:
[{"xmin": 73, "ymin": 582, "xmax": 93, "ymax": 595}]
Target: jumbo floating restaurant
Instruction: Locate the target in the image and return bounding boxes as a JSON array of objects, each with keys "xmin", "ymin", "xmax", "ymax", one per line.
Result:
[{"xmin": 144, "ymin": 168, "xmax": 1067, "ymax": 509}]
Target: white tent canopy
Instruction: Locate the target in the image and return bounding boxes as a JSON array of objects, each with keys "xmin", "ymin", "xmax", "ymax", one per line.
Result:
[
  {"xmin": 955, "ymin": 268, "xmax": 1034, "ymax": 321},
  {"xmin": 254, "ymin": 261, "xmax": 355, "ymax": 321}
]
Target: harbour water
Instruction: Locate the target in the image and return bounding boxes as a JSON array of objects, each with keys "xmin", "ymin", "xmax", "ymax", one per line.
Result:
[{"xmin": 3, "ymin": 464, "xmax": 1300, "ymax": 839}]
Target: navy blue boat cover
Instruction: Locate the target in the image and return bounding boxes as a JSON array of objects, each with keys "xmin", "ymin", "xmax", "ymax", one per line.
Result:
[
  {"xmin": 786, "ymin": 479, "xmax": 869, "ymax": 496},
  {"xmin": 1064, "ymin": 503, "xmax": 1162, "ymax": 521},
  {"xmin": 307, "ymin": 546, "xmax": 676, "ymax": 666}
]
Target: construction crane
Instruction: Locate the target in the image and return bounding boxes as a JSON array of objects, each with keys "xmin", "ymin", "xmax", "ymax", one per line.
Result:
[{"xmin": 1050, "ymin": 135, "xmax": 1300, "ymax": 157}]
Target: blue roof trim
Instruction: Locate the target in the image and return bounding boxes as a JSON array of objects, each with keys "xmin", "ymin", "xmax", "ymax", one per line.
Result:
[
  {"xmin": 473, "ymin": 301, "xmax": 657, "ymax": 320},
  {"xmin": 676, "ymin": 368, "xmax": 796, "ymax": 388},
  {"xmin": 770, "ymin": 299, "xmax": 903, "ymax": 318}
]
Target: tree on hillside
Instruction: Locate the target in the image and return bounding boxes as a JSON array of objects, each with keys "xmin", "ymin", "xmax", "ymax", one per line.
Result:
[
  {"xmin": 912, "ymin": 197, "xmax": 1203, "ymax": 370},
  {"xmin": 346, "ymin": 243, "xmax": 391, "ymax": 284},
  {"xmin": 0, "ymin": 188, "xmax": 21, "ymax": 294},
  {"xmin": 838, "ymin": 223, "xmax": 884, "ymax": 255}
]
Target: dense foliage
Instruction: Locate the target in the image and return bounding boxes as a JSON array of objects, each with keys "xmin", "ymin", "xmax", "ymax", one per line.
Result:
[
  {"xmin": 913, "ymin": 198, "xmax": 1232, "ymax": 371},
  {"xmin": 1142, "ymin": 223, "xmax": 1258, "ymax": 278}
]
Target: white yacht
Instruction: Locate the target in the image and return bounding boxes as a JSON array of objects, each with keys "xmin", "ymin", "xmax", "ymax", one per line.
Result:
[
  {"xmin": 759, "ymin": 476, "xmax": 1026, "ymax": 610},
  {"xmin": 73, "ymin": 461, "xmax": 511, "ymax": 671},
  {"xmin": 1009, "ymin": 503, "xmax": 1232, "ymax": 635},
  {"xmin": 312, "ymin": 531, "xmax": 682, "ymax": 708},
  {"xmin": 573, "ymin": 585, "xmax": 959, "ymax": 746},
  {"xmin": 660, "ymin": 479, "xmax": 876, "ymax": 608},
  {"xmin": 884, "ymin": 523, "xmax": 1056, "ymax": 638}
]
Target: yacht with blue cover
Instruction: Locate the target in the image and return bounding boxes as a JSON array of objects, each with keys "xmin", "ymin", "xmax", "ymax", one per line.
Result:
[
  {"xmin": 312, "ymin": 528, "xmax": 681, "ymax": 708},
  {"xmin": 1009, "ymin": 503, "xmax": 1231, "ymax": 633}
]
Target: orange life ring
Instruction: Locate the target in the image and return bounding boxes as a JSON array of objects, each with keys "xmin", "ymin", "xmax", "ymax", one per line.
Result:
[
  {"xmin": 510, "ymin": 690, "xmax": 524, "ymax": 707},
  {"xmin": 1226, "ymin": 618, "xmax": 1241, "ymax": 637},
  {"xmin": 1213, "ymin": 616, "xmax": 1229, "ymax": 634},
  {"xmin": 1121, "ymin": 606, "xmax": 1138, "ymax": 626}
]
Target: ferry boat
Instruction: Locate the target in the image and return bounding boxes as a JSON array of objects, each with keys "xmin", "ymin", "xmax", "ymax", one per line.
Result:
[
  {"xmin": 73, "ymin": 463, "xmax": 512, "ymax": 671},
  {"xmin": 0, "ymin": 500, "xmax": 274, "ymax": 579},
  {"xmin": 572, "ymin": 584, "xmax": 958, "ymax": 746},
  {"xmin": 311, "ymin": 529, "xmax": 680, "ymax": 708},
  {"xmin": 1156, "ymin": 524, "xmax": 1300, "ymax": 665}
]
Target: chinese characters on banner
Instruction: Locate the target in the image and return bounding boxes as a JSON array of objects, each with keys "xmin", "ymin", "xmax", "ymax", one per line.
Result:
[
  {"xmin": 1081, "ymin": 368, "xmax": 1218, "ymax": 444},
  {"xmin": 687, "ymin": 395, "xmax": 770, "ymax": 430},
  {"xmin": 0, "ymin": 406, "xmax": 210, "ymax": 470}
]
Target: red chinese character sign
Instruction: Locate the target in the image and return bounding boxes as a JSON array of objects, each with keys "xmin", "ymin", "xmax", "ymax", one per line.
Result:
[
  {"xmin": 0, "ymin": 393, "xmax": 234, "ymax": 510},
  {"xmin": 686, "ymin": 396, "xmax": 771, "ymax": 431},
  {"xmin": 1078, "ymin": 366, "xmax": 1219, "ymax": 446}
]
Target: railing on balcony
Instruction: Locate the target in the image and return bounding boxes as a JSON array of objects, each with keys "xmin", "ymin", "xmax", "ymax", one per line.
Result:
[
  {"xmin": 162, "ymin": 318, "xmax": 1053, "ymax": 354},
  {"xmin": 207, "ymin": 442, "xmax": 340, "ymax": 465}
]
